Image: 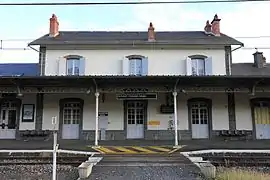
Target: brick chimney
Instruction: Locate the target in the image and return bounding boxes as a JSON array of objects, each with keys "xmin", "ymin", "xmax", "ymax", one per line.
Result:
[
  {"xmin": 211, "ymin": 14, "xmax": 221, "ymax": 36},
  {"xmin": 204, "ymin": 20, "xmax": 212, "ymax": 34},
  {"xmin": 253, "ymin": 51, "xmax": 266, "ymax": 68},
  {"xmin": 49, "ymin": 14, "xmax": 59, "ymax": 37},
  {"xmin": 148, "ymin": 22, "xmax": 155, "ymax": 41}
]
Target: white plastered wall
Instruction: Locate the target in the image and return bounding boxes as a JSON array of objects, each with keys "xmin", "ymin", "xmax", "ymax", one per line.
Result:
[
  {"xmin": 42, "ymin": 93, "xmax": 123, "ymax": 131},
  {"xmin": 147, "ymin": 92, "xmax": 229, "ymax": 130},
  {"xmin": 45, "ymin": 48, "xmax": 226, "ymax": 76},
  {"xmin": 42, "ymin": 92, "xmax": 229, "ymax": 131},
  {"xmin": 235, "ymin": 92, "xmax": 270, "ymax": 130}
]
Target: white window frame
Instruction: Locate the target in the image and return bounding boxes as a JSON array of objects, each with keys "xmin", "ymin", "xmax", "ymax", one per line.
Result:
[
  {"xmin": 191, "ymin": 58, "xmax": 205, "ymax": 76},
  {"xmin": 129, "ymin": 58, "xmax": 142, "ymax": 76},
  {"xmin": 66, "ymin": 58, "xmax": 80, "ymax": 76}
]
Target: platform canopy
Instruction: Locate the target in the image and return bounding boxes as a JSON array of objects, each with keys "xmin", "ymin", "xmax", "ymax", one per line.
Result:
[{"xmin": 0, "ymin": 75, "xmax": 269, "ymax": 93}]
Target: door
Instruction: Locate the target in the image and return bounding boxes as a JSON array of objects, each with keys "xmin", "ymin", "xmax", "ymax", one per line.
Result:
[
  {"xmin": 191, "ymin": 102, "xmax": 209, "ymax": 139},
  {"xmin": 126, "ymin": 101, "xmax": 145, "ymax": 139},
  {"xmin": 0, "ymin": 101, "xmax": 17, "ymax": 139},
  {"xmin": 254, "ymin": 101, "xmax": 270, "ymax": 139},
  {"xmin": 62, "ymin": 102, "xmax": 80, "ymax": 139}
]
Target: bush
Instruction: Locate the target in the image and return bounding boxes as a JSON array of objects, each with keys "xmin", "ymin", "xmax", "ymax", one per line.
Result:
[{"xmin": 216, "ymin": 168, "xmax": 270, "ymax": 180}]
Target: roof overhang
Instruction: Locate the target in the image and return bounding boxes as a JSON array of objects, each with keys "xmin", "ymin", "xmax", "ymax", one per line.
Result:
[
  {"xmin": 0, "ymin": 75, "xmax": 269, "ymax": 89},
  {"xmin": 28, "ymin": 40, "xmax": 244, "ymax": 46}
]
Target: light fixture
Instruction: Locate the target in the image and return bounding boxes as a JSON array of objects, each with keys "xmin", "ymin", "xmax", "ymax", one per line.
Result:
[
  {"xmin": 86, "ymin": 88, "xmax": 91, "ymax": 94},
  {"xmin": 16, "ymin": 86, "xmax": 23, "ymax": 97}
]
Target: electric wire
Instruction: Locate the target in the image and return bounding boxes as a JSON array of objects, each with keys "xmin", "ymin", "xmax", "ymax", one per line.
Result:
[
  {"xmin": 1, "ymin": 35, "xmax": 270, "ymax": 42},
  {"xmin": 1, "ymin": 47, "xmax": 270, "ymax": 51},
  {"xmin": 0, "ymin": 0, "xmax": 269, "ymax": 6}
]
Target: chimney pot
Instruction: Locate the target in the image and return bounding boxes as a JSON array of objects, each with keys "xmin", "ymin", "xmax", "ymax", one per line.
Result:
[
  {"xmin": 253, "ymin": 51, "xmax": 266, "ymax": 68},
  {"xmin": 204, "ymin": 20, "xmax": 212, "ymax": 34},
  {"xmin": 49, "ymin": 14, "xmax": 59, "ymax": 37},
  {"xmin": 211, "ymin": 14, "xmax": 221, "ymax": 36},
  {"xmin": 148, "ymin": 22, "xmax": 155, "ymax": 42}
]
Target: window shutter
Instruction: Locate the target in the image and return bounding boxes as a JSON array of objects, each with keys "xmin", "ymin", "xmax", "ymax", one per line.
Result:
[
  {"xmin": 122, "ymin": 57, "xmax": 129, "ymax": 75},
  {"xmin": 79, "ymin": 57, "xmax": 86, "ymax": 75},
  {"xmin": 205, "ymin": 56, "xmax": 213, "ymax": 75},
  {"xmin": 58, "ymin": 57, "xmax": 66, "ymax": 75},
  {"xmin": 141, "ymin": 57, "xmax": 149, "ymax": 76},
  {"xmin": 185, "ymin": 57, "xmax": 192, "ymax": 75}
]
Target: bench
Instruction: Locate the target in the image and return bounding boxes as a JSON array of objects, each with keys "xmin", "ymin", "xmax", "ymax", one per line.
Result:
[
  {"xmin": 217, "ymin": 130, "xmax": 250, "ymax": 140},
  {"xmin": 20, "ymin": 130, "xmax": 51, "ymax": 141}
]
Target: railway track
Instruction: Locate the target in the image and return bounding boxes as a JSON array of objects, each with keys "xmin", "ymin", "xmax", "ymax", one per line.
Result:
[
  {"xmin": 0, "ymin": 156, "xmax": 90, "ymax": 166},
  {"xmin": 191, "ymin": 154, "xmax": 270, "ymax": 167}
]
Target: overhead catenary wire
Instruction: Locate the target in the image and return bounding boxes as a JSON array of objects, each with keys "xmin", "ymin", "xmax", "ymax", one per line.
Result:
[
  {"xmin": 0, "ymin": 0, "xmax": 270, "ymax": 6},
  {"xmin": 1, "ymin": 47, "xmax": 270, "ymax": 51},
  {"xmin": 1, "ymin": 35, "xmax": 270, "ymax": 42}
]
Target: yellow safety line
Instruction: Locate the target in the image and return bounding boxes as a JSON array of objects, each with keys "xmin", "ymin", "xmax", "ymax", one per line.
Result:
[
  {"xmin": 131, "ymin": 146, "xmax": 156, "ymax": 153},
  {"xmin": 91, "ymin": 147, "xmax": 104, "ymax": 154},
  {"xmin": 114, "ymin": 146, "xmax": 137, "ymax": 154},
  {"xmin": 98, "ymin": 147, "xmax": 116, "ymax": 154},
  {"xmin": 149, "ymin": 146, "xmax": 171, "ymax": 152},
  {"xmin": 169, "ymin": 148, "xmax": 181, "ymax": 154}
]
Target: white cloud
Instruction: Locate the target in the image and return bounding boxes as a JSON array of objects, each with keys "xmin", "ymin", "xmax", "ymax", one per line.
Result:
[
  {"xmin": 220, "ymin": 2, "xmax": 270, "ymax": 63},
  {"xmin": 108, "ymin": 1, "xmax": 270, "ymax": 63}
]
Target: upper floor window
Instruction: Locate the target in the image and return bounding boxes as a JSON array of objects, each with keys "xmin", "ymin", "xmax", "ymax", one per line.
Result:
[
  {"xmin": 67, "ymin": 58, "xmax": 80, "ymax": 75},
  {"xmin": 57, "ymin": 55, "xmax": 85, "ymax": 76},
  {"xmin": 192, "ymin": 58, "xmax": 205, "ymax": 76},
  {"xmin": 186, "ymin": 55, "xmax": 212, "ymax": 76},
  {"xmin": 122, "ymin": 55, "xmax": 148, "ymax": 76},
  {"xmin": 129, "ymin": 57, "xmax": 142, "ymax": 75}
]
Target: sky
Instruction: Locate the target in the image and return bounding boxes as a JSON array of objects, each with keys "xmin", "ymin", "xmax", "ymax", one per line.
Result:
[{"xmin": 0, "ymin": 0, "xmax": 270, "ymax": 64}]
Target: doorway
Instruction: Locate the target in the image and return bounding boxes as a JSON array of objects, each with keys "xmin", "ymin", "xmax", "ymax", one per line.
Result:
[
  {"xmin": 0, "ymin": 101, "xmax": 18, "ymax": 139},
  {"xmin": 126, "ymin": 101, "xmax": 146, "ymax": 139}
]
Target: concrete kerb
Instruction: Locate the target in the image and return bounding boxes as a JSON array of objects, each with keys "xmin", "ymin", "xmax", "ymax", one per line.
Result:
[
  {"xmin": 78, "ymin": 157, "xmax": 103, "ymax": 179},
  {"xmin": 181, "ymin": 149, "xmax": 270, "ymax": 154}
]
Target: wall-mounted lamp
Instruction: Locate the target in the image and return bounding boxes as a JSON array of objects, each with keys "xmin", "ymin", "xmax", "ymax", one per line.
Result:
[
  {"xmin": 17, "ymin": 86, "xmax": 23, "ymax": 97},
  {"xmin": 86, "ymin": 88, "xmax": 91, "ymax": 94}
]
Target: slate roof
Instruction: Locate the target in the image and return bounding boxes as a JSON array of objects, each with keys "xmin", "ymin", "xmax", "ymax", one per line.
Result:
[
  {"xmin": 28, "ymin": 31, "xmax": 243, "ymax": 46},
  {"xmin": 231, "ymin": 63, "xmax": 270, "ymax": 76},
  {"xmin": 0, "ymin": 63, "xmax": 39, "ymax": 76}
]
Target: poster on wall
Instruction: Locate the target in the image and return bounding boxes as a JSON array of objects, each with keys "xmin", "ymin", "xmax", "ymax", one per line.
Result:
[
  {"xmin": 98, "ymin": 112, "xmax": 108, "ymax": 129},
  {"xmin": 148, "ymin": 120, "xmax": 160, "ymax": 126},
  {"xmin": 22, "ymin": 104, "xmax": 35, "ymax": 122}
]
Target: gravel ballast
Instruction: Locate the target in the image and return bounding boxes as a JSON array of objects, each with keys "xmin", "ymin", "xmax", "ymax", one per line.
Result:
[
  {"xmin": 0, "ymin": 164, "xmax": 78, "ymax": 180},
  {"xmin": 89, "ymin": 165, "xmax": 206, "ymax": 180}
]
